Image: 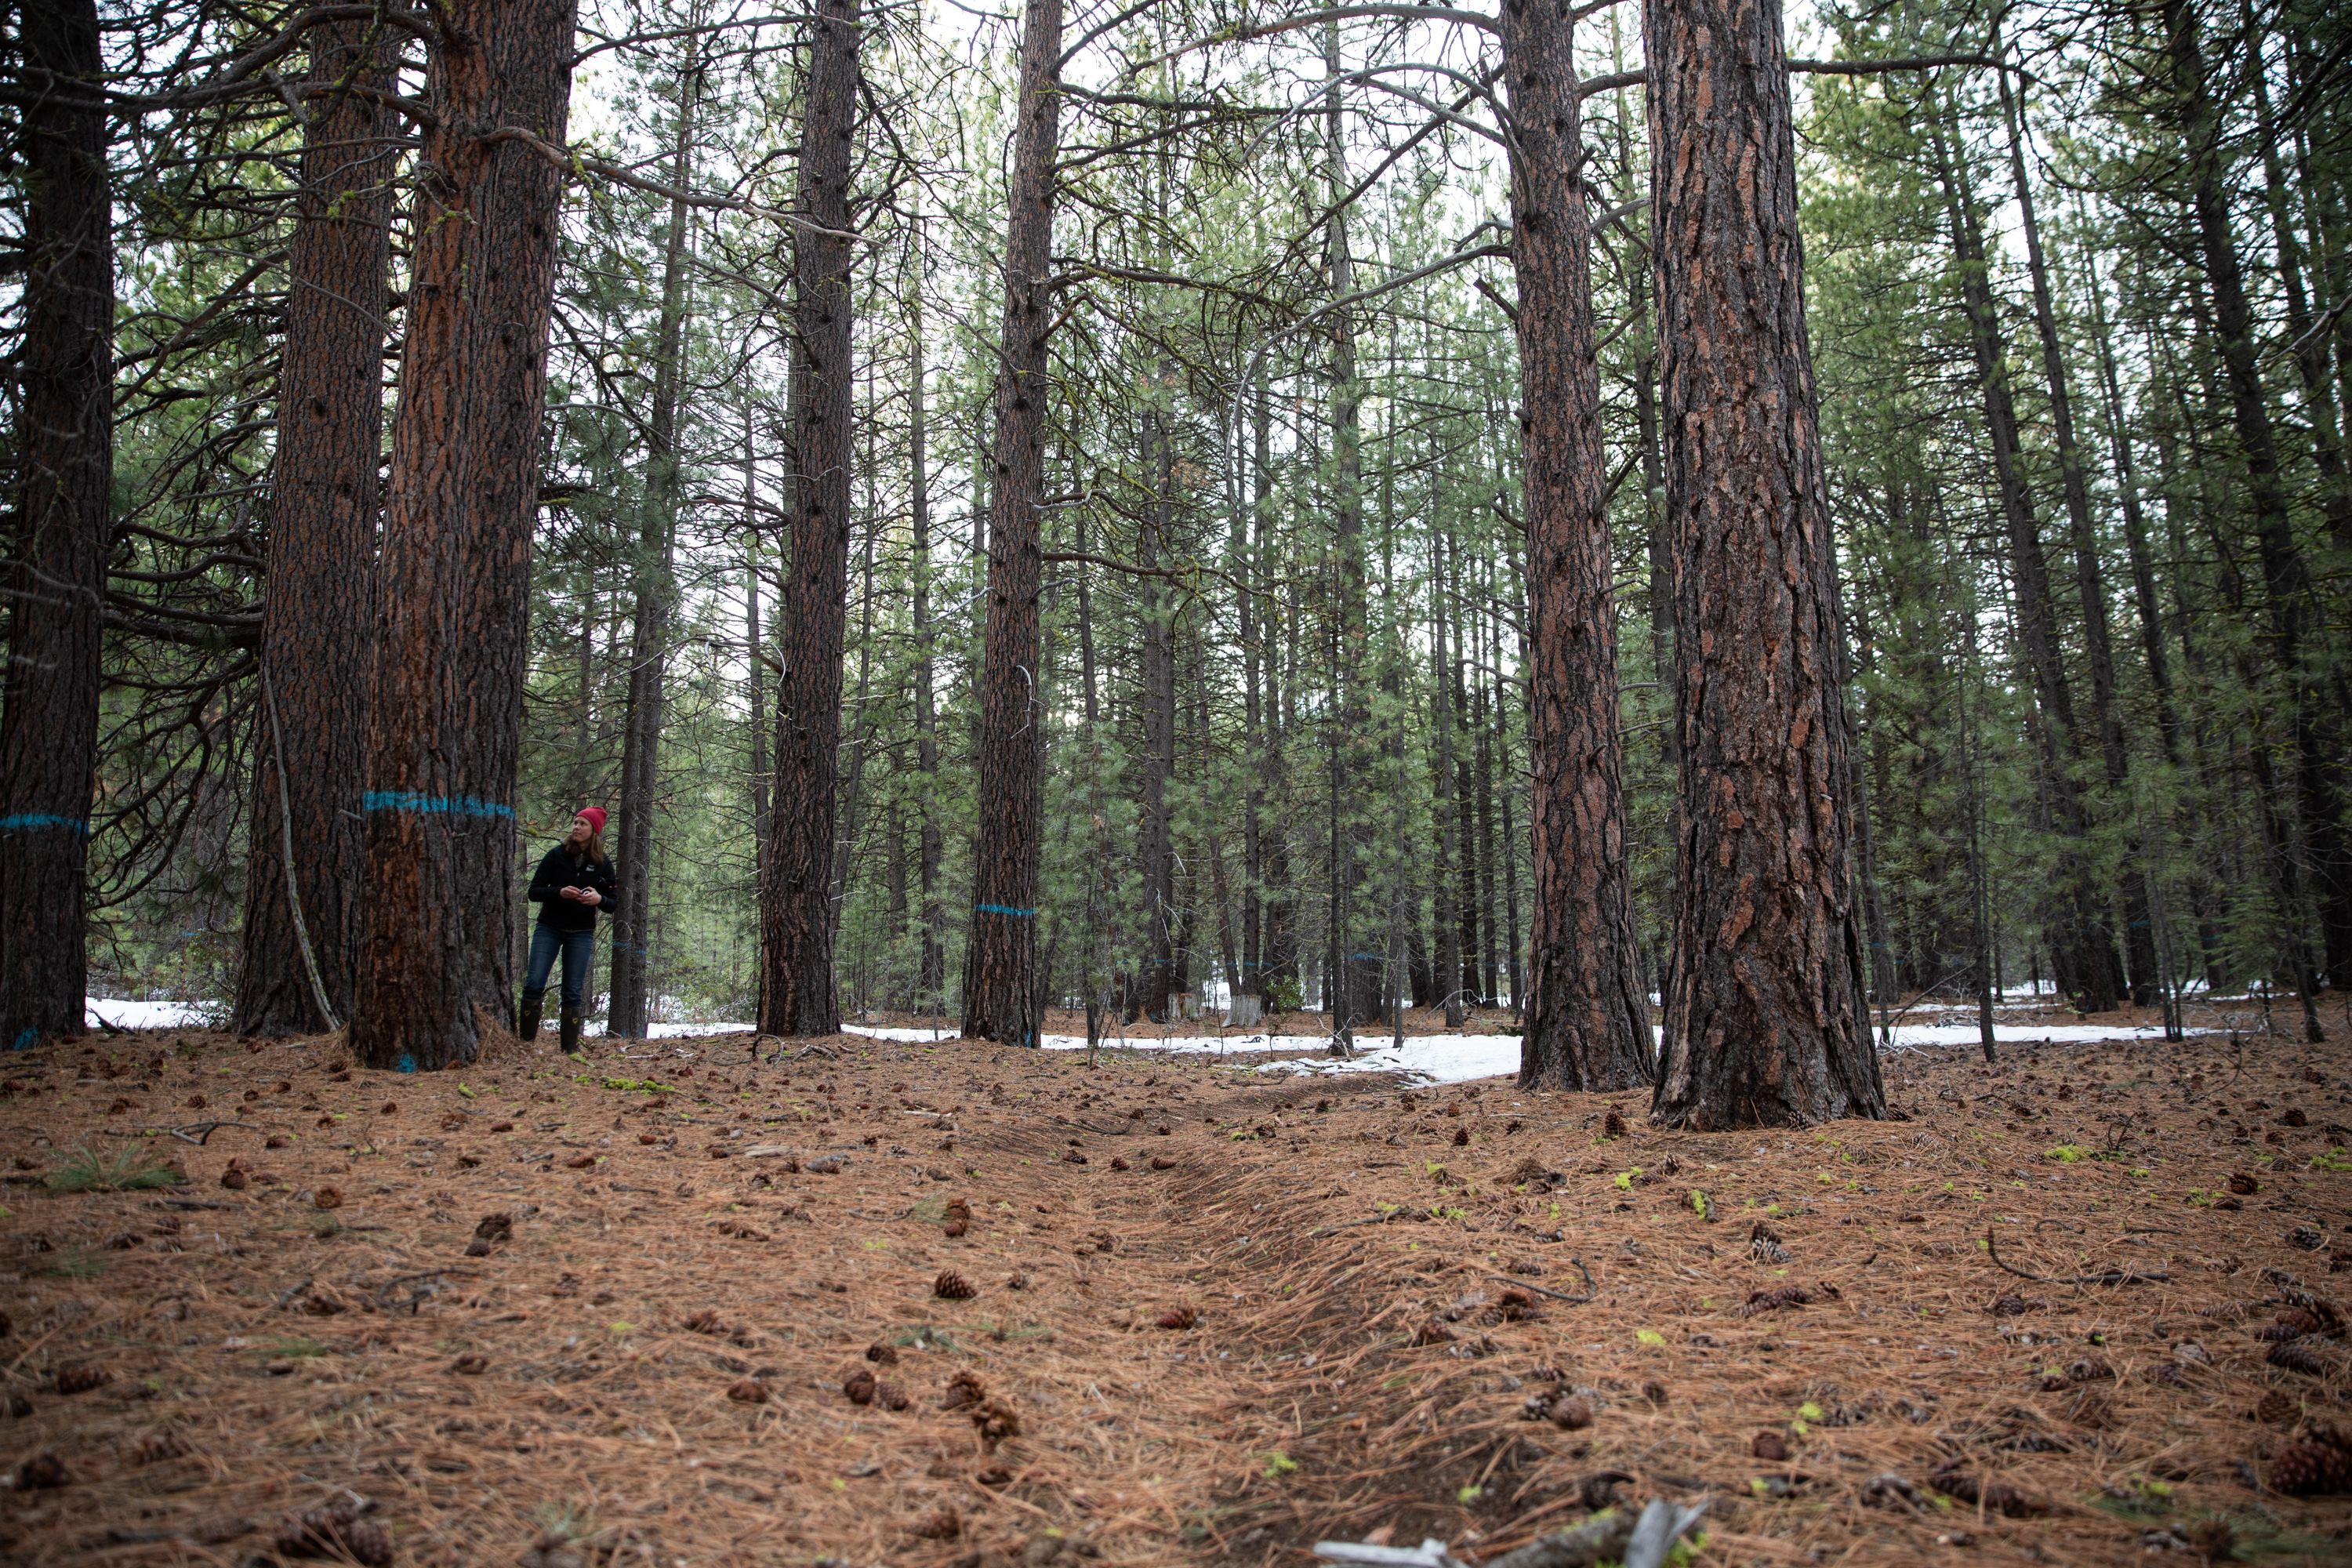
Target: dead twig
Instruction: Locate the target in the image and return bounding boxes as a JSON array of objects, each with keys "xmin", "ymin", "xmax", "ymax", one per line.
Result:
[
  {"xmin": 114, "ymin": 1120, "xmax": 274, "ymax": 1146},
  {"xmin": 1482, "ymin": 1259, "xmax": 1597, "ymax": 1303},
  {"xmin": 1985, "ymin": 1227, "xmax": 2169, "ymax": 1286}
]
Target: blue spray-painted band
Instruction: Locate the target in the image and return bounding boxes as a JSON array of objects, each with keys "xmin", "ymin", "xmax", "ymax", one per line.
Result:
[
  {"xmin": 974, "ymin": 902, "xmax": 1037, "ymax": 917},
  {"xmin": 397, "ymin": 1054, "xmax": 416, "ymax": 1074},
  {"xmin": 363, "ymin": 792, "xmax": 515, "ymax": 821},
  {"xmin": 0, "ymin": 815, "xmax": 89, "ymax": 835},
  {"xmin": 11, "ymin": 1029, "xmax": 38, "ymax": 1051}
]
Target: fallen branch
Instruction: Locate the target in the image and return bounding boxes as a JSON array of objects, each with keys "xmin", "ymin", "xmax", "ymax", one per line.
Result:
[
  {"xmin": 1482, "ymin": 1259, "xmax": 1598, "ymax": 1304},
  {"xmin": 1985, "ymin": 1227, "xmax": 2168, "ymax": 1286},
  {"xmin": 115, "ymin": 1120, "xmax": 273, "ymax": 1147}
]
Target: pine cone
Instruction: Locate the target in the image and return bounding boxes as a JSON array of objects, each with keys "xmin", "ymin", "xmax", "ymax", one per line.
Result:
[
  {"xmin": 54, "ymin": 1362, "xmax": 111, "ymax": 1395},
  {"xmin": 935, "ymin": 1270, "xmax": 977, "ymax": 1300},
  {"xmin": 725, "ymin": 1377, "xmax": 767, "ymax": 1404},
  {"xmin": 136, "ymin": 1431, "xmax": 187, "ymax": 1465},
  {"xmin": 684, "ymin": 1309, "xmax": 724, "ymax": 1335},
  {"xmin": 474, "ymin": 1214, "xmax": 514, "ymax": 1243},
  {"xmin": 1412, "ymin": 1321, "xmax": 1456, "ymax": 1347},
  {"xmin": 1150, "ymin": 1156, "xmax": 1176, "ymax": 1170},
  {"xmin": 2272, "ymin": 1341, "xmax": 2329, "ymax": 1375},
  {"xmin": 1549, "ymin": 1396, "xmax": 1593, "ymax": 1432},
  {"xmin": 942, "ymin": 1370, "xmax": 986, "ymax": 1411},
  {"xmin": 907, "ymin": 1506, "xmax": 962, "ymax": 1541},
  {"xmin": 1061, "ymin": 1148, "xmax": 1088, "ymax": 1164},
  {"xmin": 2256, "ymin": 1389, "xmax": 2299, "ymax": 1425},
  {"xmin": 944, "ymin": 1218, "xmax": 968, "ymax": 1237},
  {"xmin": 1752, "ymin": 1430, "xmax": 1788, "ymax": 1461},
  {"xmin": 2290, "ymin": 1225, "xmax": 2325, "ymax": 1250},
  {"xmin": 2227, "ymin": 1171, "xmax": 2260, "ymax": 1195},
  {"xmin": 15, "ymin": 1451, "xmax": 69, "ymax": 1490},
  {"xmin": 877, "ymin": 1381, "xmax": 910, "ymax": 1411},
  {"xmin": 844, "ymin": 1369, "xmax": 877, "ymax": 1405},
  {"xmin": 2270, "ymin": 1440, "xmax": 2352, "ymax": 1496},
  {"xmin": 1602, "ymin": 1108, "xmax": 1628, "ymax": 1138},
  {"xmin": 1109, "ymin": 1156, "xmax": 1131, "ymax": 1171},
  {"xmin": 971, "ymin": 1394, "xmax": 1021, "ymax": 1449},
  {"xmin": 945, "ymin": 1197, "xmax": 972, "ymax": 1222},
  {"xmin": 866, "ymin": 1341, "xmax": 899, "ymax": 1364},
  {"xmin": 276, "ymin": 1508, "xmax": 392, "ymax": 1565}
]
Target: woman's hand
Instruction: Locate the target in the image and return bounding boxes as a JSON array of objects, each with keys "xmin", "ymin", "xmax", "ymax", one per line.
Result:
[{"xmin": 577, "ymin": 889, "xmax": 601, "ymax": 906}]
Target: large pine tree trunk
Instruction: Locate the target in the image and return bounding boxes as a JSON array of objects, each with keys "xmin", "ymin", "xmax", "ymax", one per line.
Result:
[
  {"xmin": 236, "ymin": 15, "xmax": 398, "ymax": 1037},
  {"xmin": 0, "ymin": 0, "xmax": 110, "ymax": 1050},
  {"xmin": 761, "ymin": 0, "xmax": 860, "ymax": 1036},
  {"xmin": 1506, "ymin": 0, "xmax": 1651, "ymax": 1087},
  {"xmin": 1645, "ymin": 0, "xmax": 1882, "ymax": 1127},
  {"xmin": 960, "ymin": 0, "xmax": 1062, "ymax": 1045},
  {"xmin": 351, "ymin": 0, "xmax": 576, "ymax": 1072}
]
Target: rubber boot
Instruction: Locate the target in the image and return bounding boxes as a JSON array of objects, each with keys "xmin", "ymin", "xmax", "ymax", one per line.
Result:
[
  {"xmin": 559, "ymin": 1007, "xmax": 583, "ymax": 1058},
  {"xmin": 517, "ymin": 994, "xmax": 543, "ymax": 1043}
]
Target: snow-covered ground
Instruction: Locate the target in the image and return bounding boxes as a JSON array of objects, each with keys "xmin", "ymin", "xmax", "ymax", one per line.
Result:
[
  {"xmin": 85, "ymin": 998, "xmax": 213, "ymax": 1031},
  {"xmin": 81, "ymin": 1000, "xmax": 2205, "ymax": 1087},
  {"xmin": 838, "ymin": 1018, "xmax": 2204, "ymax": 1086}
]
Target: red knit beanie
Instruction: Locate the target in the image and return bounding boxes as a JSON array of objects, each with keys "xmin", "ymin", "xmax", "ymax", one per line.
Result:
[{"xmin": 576, "ymin": 806, "xmax": 607, "ymax": 834}]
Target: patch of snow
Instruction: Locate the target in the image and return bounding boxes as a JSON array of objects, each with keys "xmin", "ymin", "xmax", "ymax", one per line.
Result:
[{"xmin": 85, "ymin": 998, "xmax": 211, "ymax": 1031}]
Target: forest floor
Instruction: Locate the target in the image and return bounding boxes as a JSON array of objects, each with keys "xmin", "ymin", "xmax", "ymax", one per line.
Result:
[{"xmin": 4, "ymin": 1018, "xmax": 2350, "ymax": 1567}]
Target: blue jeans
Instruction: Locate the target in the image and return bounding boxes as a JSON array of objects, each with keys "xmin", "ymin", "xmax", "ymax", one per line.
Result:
[{"xmin": 524, "ymin": 924, "xmax": 597, "ymax": 1011}]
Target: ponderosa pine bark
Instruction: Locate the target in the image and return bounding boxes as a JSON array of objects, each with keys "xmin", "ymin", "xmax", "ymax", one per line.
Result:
[
  {"xmin": 760, "ymin": 0, "xmax": 858, "ymax": 1036},
  {"xmin": 960, "ymin": 0, "xmax": 1062, "ymax": 1045},
  {"xmin": 351, "ymin": 0, "xmax": 576, "ymax": 1072},
  {"xmin": 1505, "ymin": 0, "xmax": 1650, "ymax": 1091},
  {"xmin": 1645, "ymin": 0, "xmax": 1883, "ymax": 1127},
  {"xmin": 0, "ymin": 0, "xmax": 110, "ymax": 1051},
  {"xmin": 234, "ymin": 13, "xmax": 397, "ymax": 1036}
]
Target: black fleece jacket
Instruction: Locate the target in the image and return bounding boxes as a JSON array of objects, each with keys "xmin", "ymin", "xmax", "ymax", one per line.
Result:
[{"xmin": 528, "ymin": 844, "xmax": 619, "ymax": 933}]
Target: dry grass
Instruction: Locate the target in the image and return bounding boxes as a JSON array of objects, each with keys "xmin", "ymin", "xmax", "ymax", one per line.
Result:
[{"xmin": 2, "ymin": 1018, "xmax": 2348, "ymax": 1566}]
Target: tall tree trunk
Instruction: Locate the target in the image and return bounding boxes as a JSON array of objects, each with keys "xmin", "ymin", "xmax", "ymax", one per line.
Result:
[
  {"xmin": 1998, "ymin": 64, "xmax": 2158, "ymax": 1006},
  {"xmin": 1139, "ymin": 401, "xmax": 1178, "ymax": 1022},
  {"xmin": 0, "ymin": 0, "xmax": 110, "ymax": 1050},
  {"xmin": 2167, "ymin": 0, "xmax": 2332, "ymax": 1025},
  {"xmin": 960, "ymin": 0, "xmax": 1063, "ymax": 1045},
  {"xmin": 743, "ymin": 408, "xmax": 770, "ymax": 882},
  {"xmin": 1431, "ymin": 529, "xmax": 1465, "ymax": 1028},
  {"xmin": 352, "ymin": 0, "xmax": 576, "ymax": 1071},
  {"xmin": 1926, "ymin": 110, "xmax": 2118, "ymax": 1014},
  {"xmin": 609, "ymin": 43, "xmax": 702, "ymax": 1040},
  {"xmin": 234, "ymin": 17, "xmax": 394, "ymax": 1035},
  {"xmin": 909, "ymin": 266, "xmax": 946, "ymax": 1011},
  {"xmin": 761, "ymin": 0, "xmax": 859, "ymax": 1036},
  {"xmin": 1645, "ymin": 0, "xmax": 1882, "ymax": 1127},
  {"xmin": 1322, "ymin": 21, "xmax": 1374, "ymax": 1044},
  {"xmin": 2243, "ymin": 10, "xmax": 2352, "ymax": 990},
  {"xmin": 1504, "ymin": 0, "xmax": 1651, "ymax": 1082},
  {"xmin": 1239, "ymin": 375, "xmax": 1266, "ymax": 1004}
]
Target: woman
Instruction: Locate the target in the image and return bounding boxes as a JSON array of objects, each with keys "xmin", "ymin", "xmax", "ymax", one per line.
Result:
[{"xmin": 521, "ymin": 808, "xmax": 618, "ymax": 1054}]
